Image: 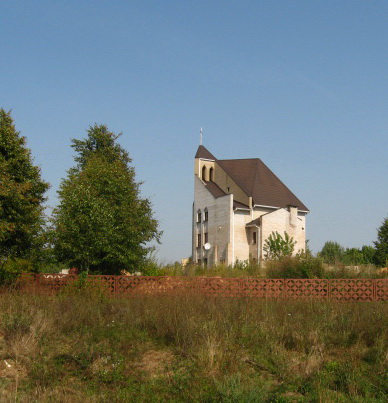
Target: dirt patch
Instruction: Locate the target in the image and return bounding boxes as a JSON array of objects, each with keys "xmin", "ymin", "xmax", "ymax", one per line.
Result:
[
  {"xmin": 89, "ymin": 356, "xmax": 115, "ymax": 374},
  {"xmin": 134, "ymin": 349, "xmax": 175, "ymax": 378},
  {"xmin": 0, "ymin": 359, "xmax": 27, "ymax": 379}
]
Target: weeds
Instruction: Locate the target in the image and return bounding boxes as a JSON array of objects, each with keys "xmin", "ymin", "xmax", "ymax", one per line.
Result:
[
  {"xmin": 145, "ymin": 257, "xmax": 388, "ymax": 279},
  {"xmin": 0, "ymin": 290, "xmax": 387, "ymax": 402}
]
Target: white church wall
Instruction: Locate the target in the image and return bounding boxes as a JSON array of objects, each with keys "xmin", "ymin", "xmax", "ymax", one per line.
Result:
[
  {"xmin": 260, "ymin": 209, "xmax": 306, "ymax": 258},
  {"xmin": 233, "ymin": 210, "xmax": 251, "ymax": 263},
  {"xmin": 193, "ymin": 176, "xmax": 232, "ymax": 265}
]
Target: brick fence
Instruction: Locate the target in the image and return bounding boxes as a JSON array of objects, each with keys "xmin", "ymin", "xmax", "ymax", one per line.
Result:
[{"xmin": 17, "ymin": 273, "xmax": 388, "ymax": 301}]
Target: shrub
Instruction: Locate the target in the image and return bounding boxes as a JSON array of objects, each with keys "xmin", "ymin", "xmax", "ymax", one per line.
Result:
[
  {"xmin": 266, "ymin": 255, "xmax": 325, "ymax": 279},
  {"xmin": 0, "ymin": 257, "xmax": 33, "ymax": 285},
  {"xmin": 263, "ymin": 231, "xmax": 296, "ymax": 260}
]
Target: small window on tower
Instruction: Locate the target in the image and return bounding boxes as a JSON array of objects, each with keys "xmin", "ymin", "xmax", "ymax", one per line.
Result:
[
  {"xmin": 202, "ymin": 165, "xmax": 207, "ymax": 181},
  {"xmin": 252, "ymin": 231, "xmax": 257, "ymax": 245},
  {"xmin": 204, "ymin": 208, "xmax": 208, "ymax": 222},
  {"xmin": 197, "ymin": 233, "xmax": 202, "ymax": 248},
  {"xmin": 204, "ymin": 232, "xmax": 208, "ymax": 243},
  {"xmin": 209, "ymin": 167, "xmax": 214, "ymax": 181},
  {"xmin": 197, "ymin": 210, "xmax": 201, "ymax": 223}
]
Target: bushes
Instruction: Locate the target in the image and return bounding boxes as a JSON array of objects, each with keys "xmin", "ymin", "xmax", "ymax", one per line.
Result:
[
  {"xmin": 263, "ymin": 231, "xmax": 296, "ymax": 260},
  {"xmin": 265, "ymin": 255, "xmax": 388, "ymax": 279},
  {"xmin": 0, "ymin": 258, "xmax": 33, "ymax": 285},
  {"xmin": 142, "ymin": 256, "xmax": 388, "ymax": 279},
  {"xmin": 266, "ymin": 255, "xmax": 325, "ymax": 279}
]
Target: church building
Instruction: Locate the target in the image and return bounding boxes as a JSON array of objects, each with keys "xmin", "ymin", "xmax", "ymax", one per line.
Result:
[{"xmin": 192, "ymin": 145, "xmax": 309, "ymax": 266}]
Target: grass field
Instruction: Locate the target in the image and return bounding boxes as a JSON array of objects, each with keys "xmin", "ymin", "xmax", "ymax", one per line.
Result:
[{"xmin": 0, "ymin": 289, "xmax": 387, "ymax": 402}]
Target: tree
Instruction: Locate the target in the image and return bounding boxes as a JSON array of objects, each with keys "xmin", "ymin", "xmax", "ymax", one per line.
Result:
[
  {"xmin": 361, "ymin": 245, "xmax": 376, "ymax": 265},
  {"xmin": 51, "ymin": 125, "xmax": 161, "ymax": 274},
  {"xmin": 263, "ymin": 231, "xmax": 296, "ymax": 260},
  {"xmin": 71, "ymin": 124, "xmax": 131, "ymax": 168},
  {"xmin": 0, "ymin": 109, "xmax": 49, "ymax": 260},
  {"xmin": 342, "ymin": 248, "xmax": 364, "ymax": 265},
  {"xmin": 318, "ymin": 241, "xmax": 344, "ymax": 265},
  {"xmin": 374, "ymin": 217, "xmax": 388, "ymax": 267}
]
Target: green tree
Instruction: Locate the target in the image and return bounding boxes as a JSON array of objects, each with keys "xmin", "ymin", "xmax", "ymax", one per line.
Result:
[
  {"xmin": 71, "ymin": 124, "xmax": 131, "ymax": 168},
  {"xmin": 318, "ymin": 241, "xmax": 344, "ymax": 265},
  {"xmin": 263, "ymin": 231, "xmax": 296, "ymax": 260},
  {"xmin": 0, "ymin": 109, "xmax": 49, "ymax": 261},
  {"xmin": 361, "ymin": 245, "xmax": 376, "ymax": 265},
  {"xmin": 51, "ymin": 125, "xmax": 161, "ymax": 274},
  {"xmin": 374, "ymin": 217, "xmax": 388, "ymax": 267},
  {"xmin": 342, "ymin": 248, "xmax": 364, "ymax": 265}
]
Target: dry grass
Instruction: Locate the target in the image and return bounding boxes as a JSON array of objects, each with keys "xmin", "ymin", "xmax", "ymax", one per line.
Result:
[
  {"xmin": 148, "ymin": 258, "xmax": 388, "ymax": 279},
  {"xmin": 0, "ymin": 289, "xmax": 387, "ymax": 402}
]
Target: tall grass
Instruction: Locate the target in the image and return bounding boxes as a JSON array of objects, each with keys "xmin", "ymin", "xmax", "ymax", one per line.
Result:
[
  {"xmin": 146, "ymin": 256, "xmax": 388, "ymax": 279},
  {"xmin": 0, "ymin": 289, "xmax": 387, "ymax": 402}
]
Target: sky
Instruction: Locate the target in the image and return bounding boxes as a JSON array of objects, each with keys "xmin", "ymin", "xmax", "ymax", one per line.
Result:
[{"xmin": 1, "ymin": 1, "xmax": 388, "ymax": 263}]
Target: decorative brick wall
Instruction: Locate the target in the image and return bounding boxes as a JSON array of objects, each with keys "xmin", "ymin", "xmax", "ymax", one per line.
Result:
[{"xmin": 18, "ymin": 274, "xmax": 388, "ymax": 301}]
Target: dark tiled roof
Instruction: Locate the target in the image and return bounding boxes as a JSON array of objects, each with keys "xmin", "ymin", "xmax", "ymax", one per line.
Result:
[
  {"xmin": 195, "ymin": 146, "xmax": 309, "ymax": 212},
  {"xmin": 195, "ymin": 145, "xmax": 216, "ymax": 160},
  {"xmin": 204, "ymin": 181, "xmax": 226, "ymax": 198},
  {"xmin": 246, "ymin": 217, "xmax": 261, "ymax": 227},
  {"xmin": 233, "ymin": 200, "xmax": 249, "ymax": 210},
  {"xmin": 204, "ymin": 181, "xmax": 249, "ymax": 210},
  {"xmin": 217, "ymin": 158, "xmax": 309, "ymax": 211}
]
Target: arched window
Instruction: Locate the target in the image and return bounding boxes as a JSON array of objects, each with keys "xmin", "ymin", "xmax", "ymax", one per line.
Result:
[
  {"xmin": 197, "ymin": 210, "xmax": 202, "ymax": 223},
  {"xmin": 204, "ymin": 208, "xmax": 208, "ymax": 222},
  {"xmin": 209, "ymin": 167, "xmax": 214, "ymax": 182},
  {"xmin": 202, "ymin": 165, "xmax": 207, "ymax": 181}
]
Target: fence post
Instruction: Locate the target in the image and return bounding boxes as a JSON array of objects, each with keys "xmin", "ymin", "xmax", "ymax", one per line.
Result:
[
  {"xmin": 373, "ymin": 279, "xmax": 376, "ymax": 302},
  {"xmin": 328, "ymin": 279, "xmax": 331, "ymax": 300},
  {"xmin": 114, "ymin": 276, "xmax": 118, "ymax": 297},
  {"xmin": 35, "ymin": 273, "xmax": 40, "ymax": 295}
]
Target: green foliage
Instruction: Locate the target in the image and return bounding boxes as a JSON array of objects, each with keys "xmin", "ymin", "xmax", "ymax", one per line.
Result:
[
  {"xmin": 318, "ymin": 241, "xmax": 344, "ymax": 264},
  {"xmin": 342, "ymin": 247, "xmax": 363, "ymax": 265},
  {"xmin": 266, "ymin": 254, "xmax": 325, "ymax": 279},
  {"xmin": 374, "ymin": 217, "xmax": 388, "ymax": 267},
  {"xmin": 0, "ymin": 257, "xmax": 33, "ymax": 285},
  {"xmin": 71, "ymin": 124, "xmax": 131, "ymax": 169},
  {"xmin": 0, "ymin": 109, "xmax": 49, "ymax": 261},
  {"xmin": 318, "ymin": 241, "xmax": 377, "ymax": 267},
  {"xmin": 51, "ymin": 125, "xmax": 161, "ymax": 274},
  {"xmin": 360, "ymin": 245, "xmax": 376, "ymax": 264},
  {"xmin": 341, "ymin": 245, "xmax": 376, "ymax": 266},
  {"xmin": 263, "ymin": 231, "xmax": 296, "ymax": 260}
]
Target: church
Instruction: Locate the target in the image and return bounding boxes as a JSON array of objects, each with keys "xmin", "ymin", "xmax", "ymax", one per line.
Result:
[{"xmin": 192, "ymin": 145, "xmax": 309, "ymax": 266}]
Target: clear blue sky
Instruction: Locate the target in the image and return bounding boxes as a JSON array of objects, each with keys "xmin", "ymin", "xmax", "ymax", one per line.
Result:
[{"xmin": 1, "ymin": 1, "xmax": 387, "ymax": 263}]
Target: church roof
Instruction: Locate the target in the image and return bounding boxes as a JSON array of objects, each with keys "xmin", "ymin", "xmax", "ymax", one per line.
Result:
[
  {"xmin": 204, "ymin": 180, "xmax": 226, "ymax": 198},
  {"xmin": 195, "ymin": 145, "xmax": 309, "ymax": 212},
  {"xmin": 195, "ymin": 145, "xmax": 216, "ymax": 160},
  {"xmin": 218, "ymin": 158, "xmax": 309, "ymax": 211},
  {"xmin": 204, "ymin": 180, "xmax": 250, "ymax": 210},
  {"xmin": 246, "ymin": 217, "xmax": 261, "ymax": 227}
]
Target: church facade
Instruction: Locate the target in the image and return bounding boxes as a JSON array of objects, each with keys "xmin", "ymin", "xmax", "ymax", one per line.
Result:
[{"xmin": 192, "ymin": 145, "xmax": 309, "ymax": 266}]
